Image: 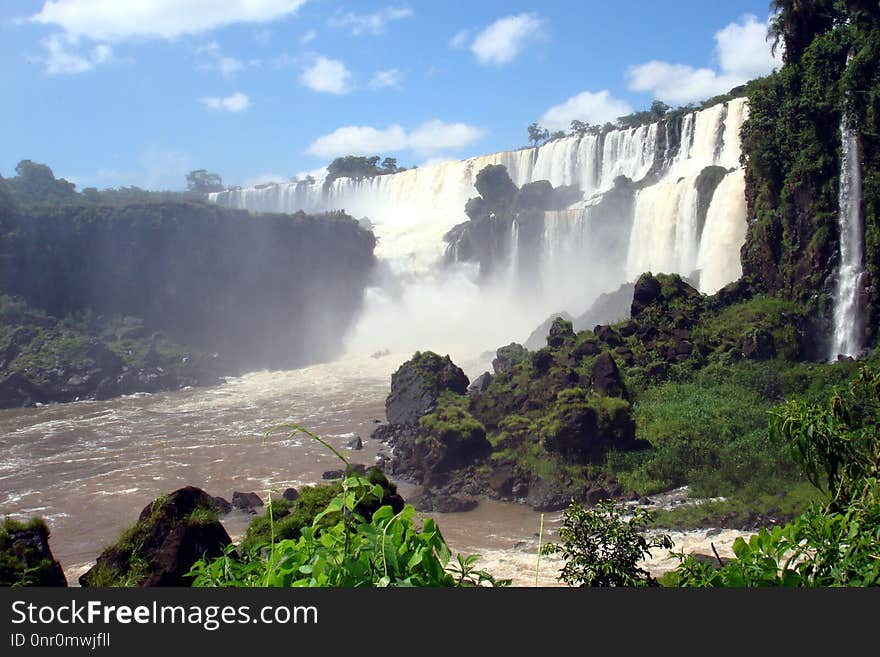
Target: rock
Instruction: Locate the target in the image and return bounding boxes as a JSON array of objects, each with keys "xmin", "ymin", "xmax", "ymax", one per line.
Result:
[
  {"xmin": 322, "ymin": 464, "xmax": 367, "ymax": 480},
  {"xmin": 546, "ymin": 316, "xmax": 575, "ymax": 348},
  {"xmin": 646, "ymin": 362, "xmax": 668, "ymax": 382},
  {"xmin": 231, "ymin": 491, "xmax": 264, "ymax": 512},
  {"xmin": 492, "ymin": 343, "xmax": 528, "ymax": 376},
  {"xmin": 594, "ymin": 324, "xmax": 622, "ymax": 347},
  {"xmin": 412, "ymin": 489, "xmax": 479, "ymax": 513},
  {"xmin": 210, "ymin": 496, "xmax": 232, "ymax": 515},
  {"xmin": 282, "ymin": 488, "xmax": 300, "ymax": 502},
  {"xmin": 385, "ymin": 351, "xmax": 469, "ymax": 427},
  {"xmin": 524, "ymin": 312, "xmax": 574, "ymax": 351},
  {"xmin": 638, "ymin": 496, "xmax": 653, "ymax": 506},
  {"xmin": 524, "ymin": 479, "xmax": 571, "ymax": 512},
  {"xmin": 591, "ymin": 352, "xmax": 627, "ymax": 399},
  {"xmin": 468, "ymin": 371, "xmax": 493, "ymax": 394},
  {"xmin": 474, "ymin": 163, "xmax": 518, "ymax": 207},
  {"xmin": 531, "ymin": 348, "xmax": 554, "ymax": 374},
  {"xmin": 0, "ymin": 372, "xmax": 45, "ymax": 409},
  {"xmin": 742, "ymin": 329, "xmax": 776, "ymax": 360},
  {"xmin": 573, "ymin": 339, "xmax": 600, "ymax": 359},
  {"xmin": 631, "ymin": 273, "xmax": 662, "ymax": 316},
  {"xmin": 0, "ymin": 519, "xmax": 67, "ymax": 586},
  {"xmin": 80, "ymin": 486, "xmax": 231, "ymax": 587},
  {"xmin": 345, "ymin": 435, "xmax": 363, "ymax": 451}
]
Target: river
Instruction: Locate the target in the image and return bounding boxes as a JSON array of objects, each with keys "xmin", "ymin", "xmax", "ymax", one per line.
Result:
[{"xmin": 1, "ymin": 352, "xmax": 747, "ymax": 586}]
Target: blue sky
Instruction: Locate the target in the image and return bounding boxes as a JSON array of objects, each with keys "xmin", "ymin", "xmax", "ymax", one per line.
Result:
[{"xmin": 0, "ymin": 1, "xmax": 782, "ymax": 190}]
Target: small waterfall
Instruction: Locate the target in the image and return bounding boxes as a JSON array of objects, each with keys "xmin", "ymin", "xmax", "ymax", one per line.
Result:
[
  {"xmin": 829, "ymin": 117, "xmax": 866, "ymax": 360},
  {"xmin": 506, "ymin": 218, "xmax": 519, "ymax": 290}
]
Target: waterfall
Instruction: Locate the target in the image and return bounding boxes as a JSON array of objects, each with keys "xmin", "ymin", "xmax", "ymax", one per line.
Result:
[
  {"xmin": 830, "ymin": 117, "xmax": 866, "ymax": 360},
  {"xmin": 210, "ymin": 97, "xmax": 751, "ymax": 358}
]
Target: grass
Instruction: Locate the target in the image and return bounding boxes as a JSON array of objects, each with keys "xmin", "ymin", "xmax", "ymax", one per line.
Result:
[{"xmin": 651, "ymin": 482, "xmax": 823, "ymax": 531}]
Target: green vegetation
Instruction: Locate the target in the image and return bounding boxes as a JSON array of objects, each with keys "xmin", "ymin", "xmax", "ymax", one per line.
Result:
[
  {"xmin": 741, "ymin": 1, "xmax": 880, "ymax": 343},
  {"xmin": 541, "ymin": 501, "xmax": 672, "ymax": 587},
  {"xmin": 0, "ymin": 517, "xmax": 65, "ymax": 587},
  {"xmin": 189, "ymin": 425, "xmax": 509, "ymax": 587},
  {"xmin": 673, "ymin": 365, "xmax": 880, "ymax": 586},
  {"xmin": 325, "ymin": 155, "xmax": 407, "ymax": 184}
]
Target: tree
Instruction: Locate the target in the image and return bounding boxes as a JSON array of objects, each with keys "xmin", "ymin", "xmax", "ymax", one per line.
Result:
[
  {"xmin": 569, "ymin": 120, "xmax": 589, "ymax": 137},
  {"xmin": 768, "ymin": 0, "xmax": 841, "ymax": 63},
  {"xmin": 542, "ymin": 500, "xmax": 673, "ymax": 587},
  {"xmin": 650, "ymin": 100, "xmax": 670, "ymax": 119},
  {"xmin": 381, "ymin": 157, "xmax": 399, "ymax": 173},
  {"xmin": 185, "ymin": 169, "xmax": 224, "ymax": 194},
  {"xmin": 549, "ymin": 130, "xmax": 567, "ymax": 141},
  {"xmin": 527, "ymin": 122, "xmax": 549, "ymax": 147},
  {"xmin": 7, "ymin": 160, "xmax": 77, "ymax": 204}
]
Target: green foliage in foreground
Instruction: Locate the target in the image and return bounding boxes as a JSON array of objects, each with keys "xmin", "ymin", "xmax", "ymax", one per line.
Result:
[
  {"xmin": 674, "ymin": 366, "xmax": 880, "ymax": 586},
  {"xmin": 189, "ymin": 424, "xmax": 510, "ymax": 587},
  {"xmin": 541, "ymin": 501, "xmax": 672, "ymax": 587}
]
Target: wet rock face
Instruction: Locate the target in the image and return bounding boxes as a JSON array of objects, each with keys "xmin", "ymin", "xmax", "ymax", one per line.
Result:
[
  {"xmin": 79, "ymin": 486, "xmax": 231, "ymax": 587},
  {"xmin": 385, "ymin": 351, "xmax": 469, "ymax": 427}
]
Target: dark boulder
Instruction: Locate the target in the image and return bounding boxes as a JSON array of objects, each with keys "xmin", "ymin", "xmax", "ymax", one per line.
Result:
[
  {"xmin": 631, "ymin": 273, "xmax": 662, "ymax": 316},
  {"xmin": 345, "ymin": 435, "xmax": 363, "ymax": 450},
  {"xmin": 468, "ymin": 371, "xmax": 493, "ymax": 394},
  {"xmin": 210, "ymin": 496, "xmax": 232, "ymax": 515},
  {"xmin": 385, "ymin": 351, "xmax": 469, "ymax": 427},
  {"xmin": 0, "ymin": 518, "xmax": 67, "ymax": 586},
  {"xmin": 593, "ymin": 324, "xmax": 622, "ymax": 347},
  {"xmin": 0, "ymin": 372, "xmax": 45, "ymax": 409},
  {"xmin": 492, "ymin": 343, "xmax": 528, "ymax": 376},
  {"xmin": 474, "ymin": 164, "xmax": 518, "ymax": 207},
  {"xmin": 591, "ymin": 352, "xmax": 627, "ymax": 399},
  {"xmin": 412, "ymin": 489, "xmax": 479, "ymax": 513},
  {"xmin": 80, "ymin": 486, "xmax": 231, "ymax": 587},
  {"xmin": 282, "ymin": 488, "xmax": 300, "ymax": 502},
  {"xmin": 232, "ymin": 491, "xmax": 264, "ymax": 512},
  {"xmin": 547, "ymin": 316, "xmax": 575, "ymax": 348}
]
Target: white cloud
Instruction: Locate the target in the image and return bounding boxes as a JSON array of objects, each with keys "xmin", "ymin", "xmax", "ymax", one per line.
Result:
[
  {"xmin": 408, "ymin": 120, "xmax": 486, "ymax": 153},
  {"xmin": 299, "ymin": 29, "xmax": 317, "ymax": 44},
  {"xmin": 30, "ymin": 0, "xmax": 309, "ymax": 42},
  {"xmin": 540, "ymin": 90, "xmax": 633, "ymax": 131},
  {"xmin": 449, "ymin": 29, "xmax": 470, "ymax": 50},
  {"xmin": 471, "ymin": 13, "xmax": 545, "ymax": 66},
  {"xmin": 307, "ymin": 125, "xmax": 408, "ymax": 158},
  {"xmin": 201, "ymin": 91, "xmax": 252, "ymax": 112},
  {"xmin": 329, "ymin": 7, "xmax": 413, "ymax": 36},
  {"xmin": 627, "ymin": 14, "xmax": 782, "ymax": 105},
  {"xmin": 42, "ymin": 33, "xmax": 114, "ymax": 74},
  {"xmin": 299, "ymin": 55, "xmax": 352, "ymax": 94},
  {"xmin": 306, "ymin": 120, "xmax": 485, "ymax": 158},
  {"xmin": 369, "ymin": 68, "xmax": 401, "ymax": 89},
  {"xmin": 196, "ymin": 42, "xmax": 258, "ymax": 78}
]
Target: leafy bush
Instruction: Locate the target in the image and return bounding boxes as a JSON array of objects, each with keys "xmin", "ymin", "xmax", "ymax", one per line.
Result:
[
  {"xmin": 541, "ymin": 500, "xmax": 672, "ymax": 587},
  {"xmin": 191, "ymin": 424, "xmax": 508, "ymax": 587}
]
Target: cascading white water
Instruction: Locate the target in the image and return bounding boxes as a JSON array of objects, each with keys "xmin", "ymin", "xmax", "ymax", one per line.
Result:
[
  {"xmin": 210, "ymin": 97, "xmax": 751, "ymax": 358},
  {"xmin": 830, "ymin": 117, "xmax": 866, "ymax": 360},
  {"xmin": 625, "ymin": 99, "xmax": 749, "ymax": 293}
]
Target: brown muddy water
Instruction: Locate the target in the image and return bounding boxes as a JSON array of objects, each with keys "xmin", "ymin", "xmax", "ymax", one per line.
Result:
[{"xmin": 0, "ymin": 353, "xmax": 743, "ymax": 586}]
